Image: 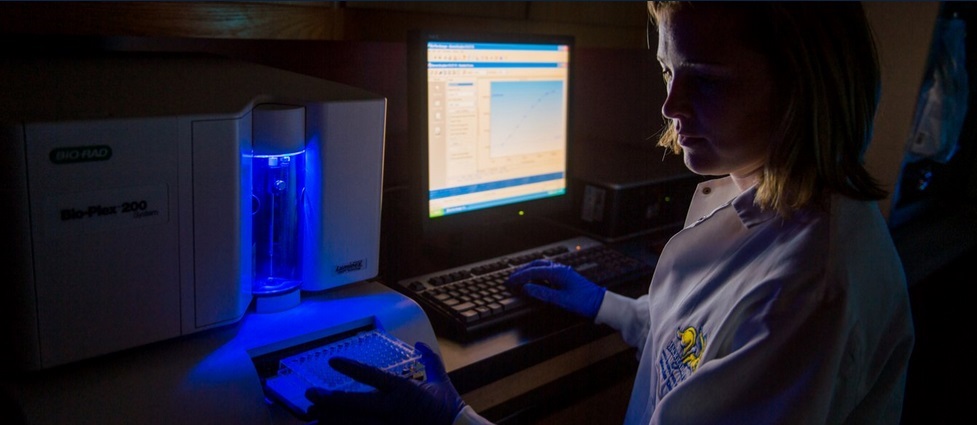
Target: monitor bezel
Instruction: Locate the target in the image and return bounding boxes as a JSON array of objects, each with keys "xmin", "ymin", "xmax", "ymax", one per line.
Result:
[{"xmin": 407, "ymin": 29, "xmax": 576, "ymax": 244}]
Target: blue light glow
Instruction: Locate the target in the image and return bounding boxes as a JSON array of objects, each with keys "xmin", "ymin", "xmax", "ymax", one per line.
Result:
[{"xmin": 252, "ymin": 151, "xmax": 305, "ymax": 297}]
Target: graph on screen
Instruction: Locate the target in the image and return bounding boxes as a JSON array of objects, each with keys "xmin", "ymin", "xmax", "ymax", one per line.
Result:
[{"xmin": 490, "ymin": 80, "xmax": 565, "ymax": 157}]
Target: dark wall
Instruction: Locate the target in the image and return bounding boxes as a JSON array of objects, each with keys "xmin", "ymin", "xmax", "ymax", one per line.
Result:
[{"xmin": 86, "ymin": 36, "xmax": 668, "ymax": 190}]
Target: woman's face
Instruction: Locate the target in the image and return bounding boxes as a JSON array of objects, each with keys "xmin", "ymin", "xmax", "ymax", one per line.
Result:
[{"xmin": 656, "ymin": 7, "xmax": 776, "ymax": 183}]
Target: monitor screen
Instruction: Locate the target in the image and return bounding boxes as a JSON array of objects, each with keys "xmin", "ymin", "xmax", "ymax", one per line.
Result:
[{"xmin": 408, "ymin": 30, "xmax": 574, "ymax": 239}]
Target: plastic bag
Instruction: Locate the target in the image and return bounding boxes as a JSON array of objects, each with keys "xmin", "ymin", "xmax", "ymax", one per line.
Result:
[{"xmin": 907, "ymin": 15, "xmax": 969, "ymax": 164}]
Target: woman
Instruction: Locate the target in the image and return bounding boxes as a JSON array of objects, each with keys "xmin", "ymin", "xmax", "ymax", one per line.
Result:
[{"xmin": 306, "ymin": 2, "xmax": 915, "ymax": 424}]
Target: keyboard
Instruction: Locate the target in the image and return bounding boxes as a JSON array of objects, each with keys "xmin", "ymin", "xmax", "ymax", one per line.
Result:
[{"xmin": 396, "ymin": 236, "xmax": 653, "ymax": 338}]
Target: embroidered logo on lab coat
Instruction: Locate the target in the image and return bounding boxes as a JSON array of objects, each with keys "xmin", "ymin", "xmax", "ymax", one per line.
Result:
[{"xmin": 657, "ymin": 326, "xmax": 706, "ymax": 398}]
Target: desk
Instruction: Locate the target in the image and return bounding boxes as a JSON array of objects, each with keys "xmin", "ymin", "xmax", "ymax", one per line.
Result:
[
  {"xmin": 379, "ymin": 193, "xmax": 668, "ymax": 422},
  {"xmin": 443, "ymin": 323, "xmax": 636, "ymax": 422},
  {"xmin": 423, "ymin": 235, "xmax": 660, "ymax": 423}
]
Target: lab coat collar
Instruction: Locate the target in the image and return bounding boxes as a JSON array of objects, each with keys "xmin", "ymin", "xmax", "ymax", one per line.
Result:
[{"xmin": 731, "ymin": 185, "xmax": 779, "ymax": 228}]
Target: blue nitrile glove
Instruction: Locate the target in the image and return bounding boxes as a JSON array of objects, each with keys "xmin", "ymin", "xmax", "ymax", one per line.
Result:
[
  {"xmin": 304, "ymin": 341, "xmax": 465, "ymax": 425},
  {"xmin": 505, "ymin": 259, "xmax": 606, "ymax": 319}
]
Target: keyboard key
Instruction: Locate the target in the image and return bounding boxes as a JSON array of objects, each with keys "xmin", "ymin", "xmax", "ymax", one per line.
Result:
[
  {"xmin": 458, "ymin": 309, "xmax": 479, "ymax": 323},
  {"xmin": 499, "ymin": 297, "xmax": 527, "ymax": 311},
  {"xmin": 451, "ymin": 302, "xmax": 476, "ymax": 313},
  {"xmin": 471, "ymin": 261, "xmax": 508, "ymax": 275}
]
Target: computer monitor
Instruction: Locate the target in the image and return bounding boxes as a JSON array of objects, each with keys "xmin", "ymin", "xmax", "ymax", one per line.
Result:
[{"xmin": 407, "ymin": 30, "xmax": 575, "ymax": 254}]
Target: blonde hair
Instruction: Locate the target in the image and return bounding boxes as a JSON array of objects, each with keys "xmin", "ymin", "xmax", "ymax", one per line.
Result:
[{"xmin": 649, "ymin": 1, "xmax": 887, "ymax": 216}]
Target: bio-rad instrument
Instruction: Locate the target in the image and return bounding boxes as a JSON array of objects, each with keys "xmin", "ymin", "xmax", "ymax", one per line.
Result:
[{"xmin": 0, "ymin": 54, "xmax": 436, "ymax": 424}]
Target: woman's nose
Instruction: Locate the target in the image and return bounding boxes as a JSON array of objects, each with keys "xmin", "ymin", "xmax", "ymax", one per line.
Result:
[{"xmin": 661, "ymin": 78, "xmax": 690, "ymax": 123}]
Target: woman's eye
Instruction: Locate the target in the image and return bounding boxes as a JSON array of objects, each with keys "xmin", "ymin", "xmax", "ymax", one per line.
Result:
[{"xmin": 661, "ymin": 69, "xmax": 672, "ymax": 84}]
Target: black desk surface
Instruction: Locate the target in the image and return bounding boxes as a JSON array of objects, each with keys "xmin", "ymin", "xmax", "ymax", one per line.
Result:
[
  {"xmin": 414, "ymin": 228, "xmax": 663, "ymax": 421},
  {"xmin": 377, "ymin": 203, "xmax": 670, "ymax": 421}
]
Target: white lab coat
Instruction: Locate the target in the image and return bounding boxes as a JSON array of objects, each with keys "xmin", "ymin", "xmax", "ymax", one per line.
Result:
[{"xmin": 598, "ymin": 176, "xmax": 914, "ymax": 424}]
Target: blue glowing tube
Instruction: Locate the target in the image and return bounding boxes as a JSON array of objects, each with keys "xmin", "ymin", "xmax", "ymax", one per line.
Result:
[{"xmin": 252, "ymin": 151, "xmax": 305, "ymax": 297}]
